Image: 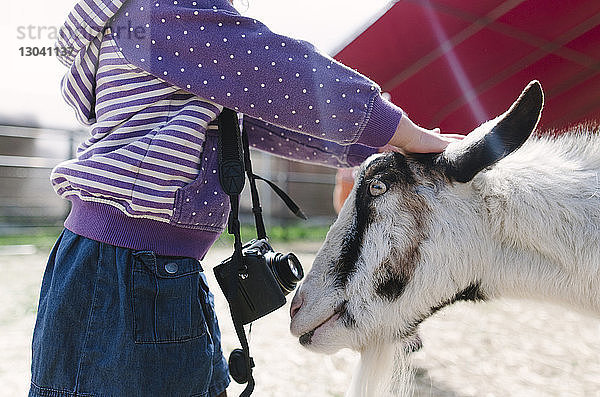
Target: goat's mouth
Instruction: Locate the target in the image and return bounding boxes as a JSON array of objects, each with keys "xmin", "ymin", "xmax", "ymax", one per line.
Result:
[{"xmin": 299, "ymin": 301, "xmax": 347, "ymax": 346}]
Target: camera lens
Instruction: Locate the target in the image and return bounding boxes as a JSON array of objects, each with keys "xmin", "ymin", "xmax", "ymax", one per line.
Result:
[{"xmin": 266, "ymin": 252, "xmax": 304, "ymax": 295}]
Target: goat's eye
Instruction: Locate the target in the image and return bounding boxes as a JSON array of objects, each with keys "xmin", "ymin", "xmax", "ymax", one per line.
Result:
[{"xmin": 368, "ymin": 179, "xmax": 387, "ymax": 197}]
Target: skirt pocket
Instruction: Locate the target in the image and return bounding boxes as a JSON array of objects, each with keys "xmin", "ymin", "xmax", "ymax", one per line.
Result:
[{"xmin": 132, "ymin": 251, "xmax": 208, "ymax": 343}]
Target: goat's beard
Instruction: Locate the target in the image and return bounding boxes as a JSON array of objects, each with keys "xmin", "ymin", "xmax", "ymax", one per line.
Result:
[{"xmin": 345, "ymin": 340, "xmax": 414, "ymax": 397}]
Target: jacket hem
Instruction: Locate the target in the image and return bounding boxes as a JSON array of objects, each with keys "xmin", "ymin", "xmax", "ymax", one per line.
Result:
[{"xmin": 64, "ymin": 196, "xmax": 221, "ymax": 260}]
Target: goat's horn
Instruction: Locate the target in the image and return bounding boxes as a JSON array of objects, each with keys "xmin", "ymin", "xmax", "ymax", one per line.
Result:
[{"xmin": 443, "ymin": 80, "xmax": 544, "ymax": 183}]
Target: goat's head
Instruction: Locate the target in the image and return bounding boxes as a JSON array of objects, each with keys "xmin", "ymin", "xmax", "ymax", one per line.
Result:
[{"xmin": 290, "ymin": 81, "xmax": 544, "ymax": 353}]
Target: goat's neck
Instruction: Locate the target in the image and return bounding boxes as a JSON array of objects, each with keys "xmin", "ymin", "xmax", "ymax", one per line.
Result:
[
  {"xmin": 481, "ymin": 245, "xmax": 600, "ymax": 315},
  {"xmin": 473, "ymin": 156, "xmax": 600, "ymax": 314}
]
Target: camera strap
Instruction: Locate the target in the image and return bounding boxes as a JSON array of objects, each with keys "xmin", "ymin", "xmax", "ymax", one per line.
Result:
[
  {"xmin": 216, "ymin": 108, "xmax": 306, "ymax": 396},
  {"xmin": 217, "ymin": 108, "xmax": 254, "ymax": 397},
  {"xmin": 240, "ymin": 125, "xmax": 307, "ymax": 239}
]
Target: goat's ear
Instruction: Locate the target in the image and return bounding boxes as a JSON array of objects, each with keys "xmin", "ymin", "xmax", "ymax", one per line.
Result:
[{"xmin": 441, "ymin": 80, "xmax": 544, "ymax": 183}]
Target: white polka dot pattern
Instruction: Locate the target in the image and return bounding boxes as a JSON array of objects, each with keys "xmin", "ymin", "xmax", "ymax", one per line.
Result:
[
  {"xmin": 111, "ymin": 0, "xmax": 402, "ymax": 147},
  {"xmin": 245, "ymin": 118, "xmax": 377, "ymax": 168}
]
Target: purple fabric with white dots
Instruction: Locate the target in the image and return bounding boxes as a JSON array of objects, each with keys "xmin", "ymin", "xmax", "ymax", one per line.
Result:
[
  {"xmin": 52, "ymin": 0, "xmax": 401, "ymax": 259},
  {"xmin": 112, "ymin": 0, "xmax": 403, "ymax": 147}
]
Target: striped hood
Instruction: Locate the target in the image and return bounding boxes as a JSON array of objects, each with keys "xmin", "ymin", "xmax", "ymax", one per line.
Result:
[{"xmin": 56, "ymin": 0, "xmax": 127, "ymax": 125}]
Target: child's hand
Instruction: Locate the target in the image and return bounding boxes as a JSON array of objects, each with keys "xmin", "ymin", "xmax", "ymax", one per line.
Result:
[{"xmin": 387, "ymin": 114, "xmax": 464, "ymax": 153}]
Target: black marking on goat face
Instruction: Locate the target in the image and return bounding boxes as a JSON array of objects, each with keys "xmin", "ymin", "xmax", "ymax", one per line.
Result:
[
  {"xmin": 337, "ymin": 300, "xmax": 357, "ymax": 328},
  {"xmin": 376, "ymin": 274, "xmax": 407, "ymax": 301},
  {"xmin": 370, "ymin": 154, "xmax": 436, "ymax": 301},
  {"xmin": 333, "ymin": 153, "xmax": 418, "ymax": 287},
  {"xmin": 406, "ymin": 152, "xmax": 451, "ymax": 183},
  {"xmin": 375, "ymin": 246, "xmax": 421, "ymax": 301}
]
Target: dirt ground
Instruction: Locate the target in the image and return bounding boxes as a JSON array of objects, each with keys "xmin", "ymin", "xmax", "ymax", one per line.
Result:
[{"xmin": 2, "ymin": 243, "xmax": 600, "ymax": 397}]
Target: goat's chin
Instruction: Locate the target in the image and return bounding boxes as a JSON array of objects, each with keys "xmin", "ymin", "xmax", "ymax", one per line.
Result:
[
  {"xmin": 301, "ymin": 336, "xmax": 345, "ymax": 354},
  {"xmin": 297, "ymin": 319, "xmax": 353, "ymax": 354}
]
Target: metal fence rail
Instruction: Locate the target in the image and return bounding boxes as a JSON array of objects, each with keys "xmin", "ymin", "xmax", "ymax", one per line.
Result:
[{"xmin": 0, "ymin": 125, "xmax": 86, "ymax": 234}]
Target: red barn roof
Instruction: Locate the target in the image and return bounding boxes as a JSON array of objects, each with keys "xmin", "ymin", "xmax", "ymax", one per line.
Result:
[{"xmin": 334, "ymin": 0, "xmax": 600, "ymax": 133}]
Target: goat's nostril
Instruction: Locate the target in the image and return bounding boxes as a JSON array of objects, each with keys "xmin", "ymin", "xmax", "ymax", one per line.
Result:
[
  {"xmin": 290, "ymin": 294, "xmax": 304, "ymax": 320},
  {"xmin": 290, "ymin": 305, "xmax": 300, "ymax": 320}
]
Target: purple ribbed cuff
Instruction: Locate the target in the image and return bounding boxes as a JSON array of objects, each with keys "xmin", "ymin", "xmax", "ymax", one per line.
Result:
[
  {"xmin": 64, "ymin": 197, "xmax": 221, "ymax": 260},
  {"xmin": 356, "ymin": 95, "xmax": 404, "ymax": 148},
  {"xmin": 346, "ymin": 144, "xmax": 377, "ymax": 167}
]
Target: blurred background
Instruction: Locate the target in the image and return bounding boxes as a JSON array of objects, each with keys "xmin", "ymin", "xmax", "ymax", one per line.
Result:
[{"xmin": 1, "ymin": 0, "xmax": 600, "ymax": 396}]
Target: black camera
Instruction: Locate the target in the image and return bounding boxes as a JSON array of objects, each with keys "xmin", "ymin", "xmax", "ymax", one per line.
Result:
[{"xmin": 214, "ymin": 239, "xmax": 304, "ymax": 325}]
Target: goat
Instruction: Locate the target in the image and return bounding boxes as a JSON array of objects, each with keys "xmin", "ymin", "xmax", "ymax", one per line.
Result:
[{"xmin": 289, "ymin": 81, "xmax": 600, "ymax": 396}]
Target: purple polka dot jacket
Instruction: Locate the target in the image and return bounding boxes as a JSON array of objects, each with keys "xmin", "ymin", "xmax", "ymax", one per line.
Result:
[{"xmin": 52, "ymin": 0, "xmax": 404, "ymax": 259}]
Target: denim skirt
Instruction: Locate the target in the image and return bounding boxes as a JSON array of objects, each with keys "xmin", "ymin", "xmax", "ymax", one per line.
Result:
[{"xmin": 29, "ymin": 229, "xmax": 230, "ymax": 397}]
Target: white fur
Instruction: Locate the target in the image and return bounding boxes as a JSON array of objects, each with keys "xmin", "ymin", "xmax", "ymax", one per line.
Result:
[
  {"xmin": 346, "ymin": 342, "xmax": 412, "ymax": 397},
  {"xmin": 291, "ymin": 121, "xmax": 600, "ymax": 396}
]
